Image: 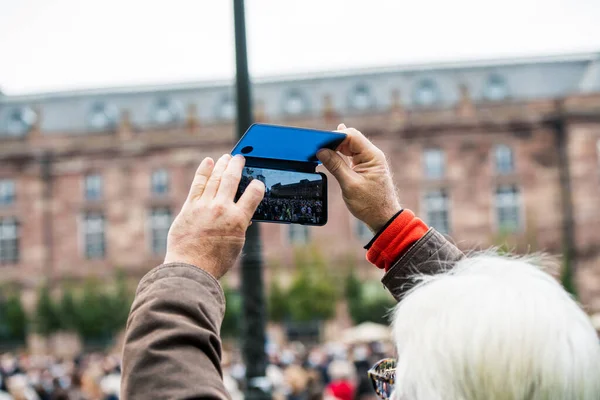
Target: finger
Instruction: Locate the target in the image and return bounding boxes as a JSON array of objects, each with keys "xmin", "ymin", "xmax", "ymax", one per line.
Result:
[
  {"xmin": 337, "ymin": 123, "xmax": 347, "ymax": 130},
  {"xmin": 202, "ymin": 154, "xmax": 231, "ymax": 199},
  {"xmin": 237, "ymin": 179, "xmax": 265, "ymax": 217},
  {"xmin": 337, "ymin": 128, "xmax": 380, "ymax": 163},
  {"xmin": 316, "ymin": 149, "xmax": 354, "ymax": 185},
  {"xmin": 217, "ymin": 154, "xmax": 245, "ymax": 202},
  {"xmin": 187, "ymin": 157, "xmax": 215, "ymax": 201}
]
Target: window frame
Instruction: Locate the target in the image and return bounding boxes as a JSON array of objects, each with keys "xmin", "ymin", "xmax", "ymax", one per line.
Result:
[
  {"xmin": 149, "ymin": 207, "xmax": 172, "ymax": 255},
  {"xmin": 84, "ymin": 174, "xmax": 103, "ymax": 201},
  {"xmin": 82, "ymin": 212, "xmax": 106, "ymax": 260},
  {"xmin": 0, "ymin": 179, "xmax": 16, "ymax": 206},
  {"xmin": 151, "ymin": 168, "xmax": 170, "ymax": 195},
  {"xmin": 0, "ymin": 217, "xmax": 19, "ymax": 264},
  {"xmin": 288, "ymin": 224, "xmax": 310, "ymax": 245},
  {"xmin": 423, "ymin": 188, "xmax": 450, "ymax": 234},
  {"xmin": 423, "ymin": 148, "xmax": 445, "ymax": 179},
  {"xmin": 494, "ymin": 144, "xmax": 515, "ymax": 175},
  {"xmin": 354, "ymin": 218, "xmax": 372, "ymax": 242},
  {"xmin": 494, "ymin": 184, "xmax": 522, "ymax": 233}
]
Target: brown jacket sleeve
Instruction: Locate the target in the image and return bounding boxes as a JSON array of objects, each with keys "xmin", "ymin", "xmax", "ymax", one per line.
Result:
[
  {"xmin": 381, "ymin": 228, "xmax": 465, "ymax": 302},
  {"xmin": 121, "ymin": 263, "xmax": 229, "ymax": 400}
]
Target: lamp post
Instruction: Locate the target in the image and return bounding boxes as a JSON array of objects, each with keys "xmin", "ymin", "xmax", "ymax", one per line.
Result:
[{"xmin": 233, "ymin": 1, "xmax": 271, "ymax": 399}]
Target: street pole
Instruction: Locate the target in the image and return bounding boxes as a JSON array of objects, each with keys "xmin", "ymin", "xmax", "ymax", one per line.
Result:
[{"xmin": 233, "ymin": 1, "xmax": 271, "ymax": 399}]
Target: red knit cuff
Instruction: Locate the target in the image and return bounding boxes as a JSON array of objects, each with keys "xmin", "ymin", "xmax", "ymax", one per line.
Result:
[{"xmin": 366, "ymin": 209, "xmax": 428, "ymax": 271}]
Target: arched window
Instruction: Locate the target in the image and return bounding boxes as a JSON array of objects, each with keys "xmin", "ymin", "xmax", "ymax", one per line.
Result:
[
  {"xmin": 152, "ymin": 97, "xmax": 182, "ymax": 124},
  {"xmin": 349, "ymin": 84, "xmax": 373, "ymax": 110},
  {"xmin": 484, "ymin": 74, "xmax": 509, "ymax": 101},
  {"xmin": 283, "ymin": 90, "xmax": 308, "ymax": 115},
  {"xmin": 88, "ymin": 101, "xmax": 118, "ymax": 129},
  {"xmin": 5, "ymin": 106, "xmax": 37, "ymax": 135},
  {"xmin": 413, "ymin": 79, "xmax": 439, "ymax": 106}
]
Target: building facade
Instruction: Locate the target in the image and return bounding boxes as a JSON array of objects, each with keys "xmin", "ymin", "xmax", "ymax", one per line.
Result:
[{"xmin": 1, "ymin": 52, "xmax": 600, "ymax": 311}]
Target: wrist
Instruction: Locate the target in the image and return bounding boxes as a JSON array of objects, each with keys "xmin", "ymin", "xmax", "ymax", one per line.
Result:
[
  {"xmin": 164, "ymin": 252, "xmax": 220, "ymax": 279},
  {"xmin": 368, "ymin": 204, "xmax": 402, "ymax": 233}
]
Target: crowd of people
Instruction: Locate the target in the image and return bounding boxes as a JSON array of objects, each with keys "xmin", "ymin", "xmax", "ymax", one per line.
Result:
[
  {"xmin": 254, "ymin": 198, "xmax": 324, "ymax": 224},
  {"xmin": 0, "ymin": 352, "xmax": 120, "ymax": 400},
  {"xmin": 224, "ymin": 340, "xmax": 389, "ymax": 400},
  {"xmin": 0, "ymin": 339, "xmax": 388, "ymax": 400}
]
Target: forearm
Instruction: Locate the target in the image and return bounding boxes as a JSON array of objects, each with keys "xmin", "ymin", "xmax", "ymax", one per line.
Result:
[
  {"xmin": 121, "ymin": 263, "xmax": 229, "ymax": 400},
  {"xmin": 365, "ymin": 209, "xmax": 465, "ymax": 301}
]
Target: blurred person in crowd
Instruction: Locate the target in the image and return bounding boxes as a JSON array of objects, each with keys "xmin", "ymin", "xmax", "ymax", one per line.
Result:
[
  {"xmin": 5, "ymin": 374, "xmax": 39, "ymax": 400},
  {"xmin": 283, "ymin": 365, "xmax": 308, "ymax": 400},
  {"xmin": 0, "ymin": 352, "xmax": 124, "ymax": 400},
  {"xmin": 352, "ymin": 346, "xmax": 376, "ymax": 400},
  {"xmin": 66, "ymin": 373, "xmax": 87, "ymax": 400},
  {"xmin": 121, "ymin": 124, "xmax": 600, "ymax": 400},
  {"xmin": 324, "ymin": 360, "xmax": 355, "ymax": 400}
]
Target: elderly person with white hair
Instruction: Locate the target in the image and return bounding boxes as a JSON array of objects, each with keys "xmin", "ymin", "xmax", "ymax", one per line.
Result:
[{"xmin": 121, "ymin": 124, "xmax": 600, "ymax": 400}]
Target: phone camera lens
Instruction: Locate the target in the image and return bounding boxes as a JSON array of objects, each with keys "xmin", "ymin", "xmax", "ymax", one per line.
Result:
[{"xmin": 241, "ymin": 146, "xmax": 254, "ymax": 154}]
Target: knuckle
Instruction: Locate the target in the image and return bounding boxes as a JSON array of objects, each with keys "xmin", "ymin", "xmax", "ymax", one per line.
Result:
[
  {"xmin": 211, "ymin": 202, "xmax": 227, "ymax": 215},
  {"xmin": 248, "ymin": 184, "xmax": 264, "ymax": 197},
  {"xmin": 328, "ymin": 158, "xmax": 343, "ymax": 173},
  {"xmin": 345, "ymin": 180, "xmax": 361, "ymax": 192},
  {"xmin": 224, "ymin": 170, "xmax": 238, "ymax": 180}
]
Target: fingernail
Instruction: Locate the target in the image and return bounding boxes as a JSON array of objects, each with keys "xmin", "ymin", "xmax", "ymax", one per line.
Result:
[{"xmin": 233, "ymin": 154, "xmax": 245, "ymax": 160}]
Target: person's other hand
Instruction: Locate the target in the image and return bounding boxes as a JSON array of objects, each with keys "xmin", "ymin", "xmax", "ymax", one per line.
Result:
[
  {"xmin": 317, "ymin": 124, "xmax": 401, "ymax": 233},
  {"xmin": 164, "ymin": 154, "xmax": 265, "ymax": 279}
]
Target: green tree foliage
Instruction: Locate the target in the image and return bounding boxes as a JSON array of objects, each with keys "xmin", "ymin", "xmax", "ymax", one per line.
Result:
[
  {"xmin": 221, "ymin": 284, "xmax": 242, "ymax": 337},
  {"xmin": 268, "ymin": 278, "xmax": 289, "ymax": 322},
  {"xmin": 0, "ymin": 292, "xmax": 28, "ymax": 341},
  {"xmin": 104, "ymin": 270, "xmax": 134, "ymax": 334},
  {"xmin": 345, "ymin": 270, "xmax": 395, "ymax": 325},
  {"xmin": 36, "ymin": 285, "xmax": 61, "ymax": 335},
  {"xmin": 58, "ymin": 287, "xmax": 78, "ymax": 331},
  {"xmin": 33, "ymin": 272, "xmax": 135, "ymax": 342},
  {"xmin": 287, "ymin": 248, "xmax": 338, "ymax": 322}
]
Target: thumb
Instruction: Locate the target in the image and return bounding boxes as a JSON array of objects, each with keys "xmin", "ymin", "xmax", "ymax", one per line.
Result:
[
  {"xmin": 238, "ymin": 179, "xmax": 265, "ymax": 217},
  {"xmin": 317, "ymin": 149, "xmax": 353, "ymax": 185}
]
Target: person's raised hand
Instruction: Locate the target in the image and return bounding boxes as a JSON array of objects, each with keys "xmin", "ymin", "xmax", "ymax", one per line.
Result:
[
  {"xmin": 164, "ymin": 154, "xmax": 265, "ymax": 279},
  {"xmin": 317, "ymin": 124, "xmax": 401, "ymax": 233}
]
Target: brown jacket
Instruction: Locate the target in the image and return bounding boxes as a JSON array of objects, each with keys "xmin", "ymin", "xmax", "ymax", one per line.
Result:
[{"xmin": 121, "ymin": 229, "xmax": 463, "ymax": 399}]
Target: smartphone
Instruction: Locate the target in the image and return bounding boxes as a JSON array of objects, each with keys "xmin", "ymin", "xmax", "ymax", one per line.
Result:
[{"xmin": 236, "ymin": 166, "xmax": 327, "ymax": 226}]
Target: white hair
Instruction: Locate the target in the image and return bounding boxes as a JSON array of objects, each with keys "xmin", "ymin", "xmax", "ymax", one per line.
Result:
[{"xmin": 392, "ymin": 254, "xmax": 600, "ymax": 400}]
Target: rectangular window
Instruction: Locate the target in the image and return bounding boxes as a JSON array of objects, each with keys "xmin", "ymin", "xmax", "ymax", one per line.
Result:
[
  {"xmin": 494, "ymin": 144, "xmax": 514, "ymax": 174},
  {"xmin": 83, "ymin": 213, "xmax": 105, "ymax": 259},
  {"xmin": 150, "ymin": 207, "xmax": 172, "ymax": 255},
  {"xmin": 495, "ymin": 185, "xmax": 521, "ymax": 232},
  {"xmin": 151, "ymin": 169, "xmax": 169, "ymax": 195},
  {"xmin": 424, "ymin": 148, "xmax": 445, "ymax": 179},
  {"xmin": 84, "ymin": 174, "xmax": 102, "ymax": 201},
  {"xmin": 424, "ymin": 189, "xmax": 450, "ymax": 234},
  {"xmin": 355, "ymin": 219, "xmax": 372, "ymax": 242},
  {"xmin": 0, "ymin": 217, "xmax": 19, "ymax": 264},
  {"xmin": 0, "ymin": 179, "xmax": 15, "ymax": 206},
  {"xmin": 289, "ymin": 225, "xmax": 310, "ymax": 245}
]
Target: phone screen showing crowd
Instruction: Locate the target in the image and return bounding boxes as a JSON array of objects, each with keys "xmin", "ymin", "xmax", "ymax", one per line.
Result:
[{"xmin": 236, "ymin": 167, "xmax": 325, "ymax": 225}]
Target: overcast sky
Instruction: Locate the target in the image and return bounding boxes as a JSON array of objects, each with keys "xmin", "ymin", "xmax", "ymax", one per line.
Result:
[
  {"xmin": 1, "ymin": 0, "xmax": 599, "ymax": 95},
  {"xmin": 246, "ymin": 167, "xmax": 320, "ymax": 188}
]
